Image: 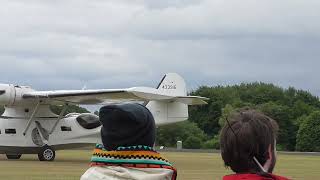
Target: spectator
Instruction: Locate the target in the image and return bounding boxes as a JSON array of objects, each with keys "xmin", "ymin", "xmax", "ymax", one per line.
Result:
[
  {"xmin": 81, "ymin": 103, "xmax": 177, "ymax": 180},
  {"xmin": 220, "ymin": 109, "xmax": 290, "ymax": 180}
]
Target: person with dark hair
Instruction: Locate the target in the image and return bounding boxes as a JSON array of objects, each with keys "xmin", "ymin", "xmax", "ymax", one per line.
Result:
[
  {"xmin": 220, "ymin": 109, "xmax": 290, "ymax": 180},
  {"xmin": 81, "ymin": 103, "xmax": 177, "ymax": 180}
]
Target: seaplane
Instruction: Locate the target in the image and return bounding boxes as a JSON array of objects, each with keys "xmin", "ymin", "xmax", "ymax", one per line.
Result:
[{"xmin": 0, "ymin": 73, "xmax": 208, "ymax": 161}]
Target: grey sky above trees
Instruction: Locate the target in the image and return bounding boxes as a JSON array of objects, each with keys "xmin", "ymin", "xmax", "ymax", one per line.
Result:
[{"xmin": 1, "ymin": 0, "xmax": 320, "ymax": 96}]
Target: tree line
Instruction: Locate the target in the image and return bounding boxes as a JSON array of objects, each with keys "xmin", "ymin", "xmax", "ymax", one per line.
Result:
[{"xmin": 157, "ymin": 83, "xmax": 320, "ymax": 152}]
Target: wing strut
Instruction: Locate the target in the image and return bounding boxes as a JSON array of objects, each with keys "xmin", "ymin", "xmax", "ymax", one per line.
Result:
[
  {"xmin": 49, "ymin": 104, "xmax": 68, "ymax": 134},
  {"xmin": 23, "ymin": 100, "xmax": 41, "ymax": 136},
  {"xmin": 35, "ymin": 121, "xmax": 49, "ymax": 145}
]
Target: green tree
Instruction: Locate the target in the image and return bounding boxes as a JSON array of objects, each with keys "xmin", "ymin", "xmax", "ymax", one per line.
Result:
[
  {"xmin": 291, "ymin": 100, "xmax": 315, "ymax": 126},
  {"xmin": 237, "ymin": 83, "xmax": 284, "ymax": 105},
  {"xmin": 184, "ymin": 136, "xmax": 202, "ymax": 149},
  {"xmin": 156, "ymin": 121, "xmax": 206, "ymax": 148},
  {"xmin": 202, "ymin": 135, "xmax": 220, "ymax": 149},
  {"xmin": 295, "ymin": 90, "xmax": 320, "ymax": 108},
  {"xmin": 189, "ymin": 83, "xmax": 320, "ymax": 151},
  {"xmin": 296, "ymin": 111, "xmax": 320, "ymax": 152}
]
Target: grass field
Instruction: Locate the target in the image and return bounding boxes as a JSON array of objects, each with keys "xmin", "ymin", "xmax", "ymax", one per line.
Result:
[{"xmin": 0, "ymin": 150, "xmax": 319, "ymax": 180}]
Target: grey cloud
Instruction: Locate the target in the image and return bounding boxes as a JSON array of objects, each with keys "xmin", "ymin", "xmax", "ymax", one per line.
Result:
[
  {"xmin": 128, "ymin": 0, "xmax": 320, "ymax": 40},
  {"xmin": 142, "ymin": 0, "xmax": 204, "ymax": 9},
  {"xmin": 0, "ymin": 0, "xmax": 319, "ymax": 98}
]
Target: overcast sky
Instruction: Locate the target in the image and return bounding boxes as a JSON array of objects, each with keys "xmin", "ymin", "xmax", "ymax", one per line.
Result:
[{"xmin": 1, "ymin": 0, "xmax": 320, "ymax": 97}]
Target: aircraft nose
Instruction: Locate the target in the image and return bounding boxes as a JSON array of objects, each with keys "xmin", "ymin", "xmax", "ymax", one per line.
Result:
[{"xmin": 0, "ymin": 90, "xmax": 5, "ymax": 95}]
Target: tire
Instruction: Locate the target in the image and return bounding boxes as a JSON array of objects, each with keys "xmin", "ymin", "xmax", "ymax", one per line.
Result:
[
  {"xmin": 6, "ymin": 154, "xmax": 22, "ymax": 159},
  {"xmin": 38, "ymin": 146, "xmax": 55, "ymax": 161}
]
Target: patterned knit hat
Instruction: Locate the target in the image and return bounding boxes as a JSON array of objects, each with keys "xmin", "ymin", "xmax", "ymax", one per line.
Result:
[{"xmin": 99, "ymin": 103, "xmax": 156, "ymax": 150}]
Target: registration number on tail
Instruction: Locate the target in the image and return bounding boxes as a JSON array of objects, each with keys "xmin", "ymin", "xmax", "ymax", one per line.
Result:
[{"xmin": 162, "ymin": 84, "xmax": 177, "ymax": 89}]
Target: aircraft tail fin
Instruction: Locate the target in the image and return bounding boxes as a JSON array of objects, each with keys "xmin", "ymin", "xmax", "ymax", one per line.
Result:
[
  {"xmin": 146, "ymin": 73, "xmax": 189, "ymax": 125},
  {"xmin": 155, "ymin": 73, "xmax": 187, "ymax": 97}
]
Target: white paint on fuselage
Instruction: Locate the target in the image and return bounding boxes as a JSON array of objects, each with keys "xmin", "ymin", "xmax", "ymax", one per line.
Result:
[{"xmin": 0, "ymin": 114, "xmax": 101, "ymax": 150}]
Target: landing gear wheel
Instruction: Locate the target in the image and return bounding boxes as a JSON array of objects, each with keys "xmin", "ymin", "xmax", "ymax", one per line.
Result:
[
  {"xmin": 38, "ymin": 146, "xmax": 55, "ymax": 161},
  {"xmin": 6, "ymin": 154, "xmax": 22, "ymax": 159}
]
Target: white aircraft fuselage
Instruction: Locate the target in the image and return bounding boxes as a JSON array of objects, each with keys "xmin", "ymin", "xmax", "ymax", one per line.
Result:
[{"xmin": 0, "ymin": 109, "xmax": 101, "ymax": 154}]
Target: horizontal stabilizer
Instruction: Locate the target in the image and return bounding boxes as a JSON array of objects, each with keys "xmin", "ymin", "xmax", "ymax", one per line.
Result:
[{"xmin": 175, "ymin": 96, "xmax": 209, "ymax": 105}]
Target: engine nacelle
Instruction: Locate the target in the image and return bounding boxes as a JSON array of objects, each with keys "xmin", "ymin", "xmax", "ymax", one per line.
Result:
[
  {"xmin": 0, "ymin": 84, "xmax": 35, "ymax": 106},
  {"xmin": 0, "ymin": 84, "xmax": 15, "ymax": 105}
]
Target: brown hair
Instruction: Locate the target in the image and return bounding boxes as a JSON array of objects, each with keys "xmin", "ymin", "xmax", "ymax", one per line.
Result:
[{"xmin": 220, "ymin": 109, "xmax": 279, "ymax": 173}]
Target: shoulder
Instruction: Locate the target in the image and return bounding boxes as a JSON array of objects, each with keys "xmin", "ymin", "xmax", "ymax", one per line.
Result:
[
  {"xmin": 81, "ymin": 166, "xmax": 177, "ymax": 180},
  {"xmin": 80, "ymin": 166, "xmax": 118, "ymax": 180},
  {"xmin": 223, "ymin": 173, "xmax": 291, "ymax": 180},
  {"xmin": 223, "ymin": 174, "xmax": 263, "ymax": 180}
]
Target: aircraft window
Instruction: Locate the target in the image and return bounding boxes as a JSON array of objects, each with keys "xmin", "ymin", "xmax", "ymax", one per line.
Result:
[
  {"xmin": 65, "ymin": 113, "xmax": 81, "ymax": 118},
  {"xmin": 76, "ymin": 114, "xmax": 101, "ymax": 130},
  {"xmin": 0, "ymin": 90, "xmax": 5, "ymax": 95},
  {"xmin": 5, "ymin": 129, "xmax": 16, "ymax": 134},
  {"xmin": 61, "ymin": 126, "xmax": 72, "ymax": 131}
]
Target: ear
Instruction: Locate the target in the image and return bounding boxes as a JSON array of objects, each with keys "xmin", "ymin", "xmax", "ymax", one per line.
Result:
[{"xmin": 263, "ymin": 144, "xmax": 273, "ymax": 171}]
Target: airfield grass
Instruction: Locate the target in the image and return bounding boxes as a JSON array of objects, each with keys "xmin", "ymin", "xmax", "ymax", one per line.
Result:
[{"xmin": 0, "ymin": 150, "xmax": 319, "ymax": 180}]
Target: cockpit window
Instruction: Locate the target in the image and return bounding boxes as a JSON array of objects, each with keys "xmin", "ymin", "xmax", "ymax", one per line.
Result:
[
  {"xmin": 5, "ymin": 129, "xmax": 16, "ymax": 134},
  {"xmin": 76, "ymin": 114, "xmax": 101, "ymax": 129},
  {"xmin": 61, "ymin": 126, "xmax": 72, "ymax": 131}
]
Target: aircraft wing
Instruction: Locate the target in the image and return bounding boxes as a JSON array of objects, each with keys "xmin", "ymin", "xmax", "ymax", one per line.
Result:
[{"xmin": 22, "ymin": 87, "xmax": 208, "ymax": 105}]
